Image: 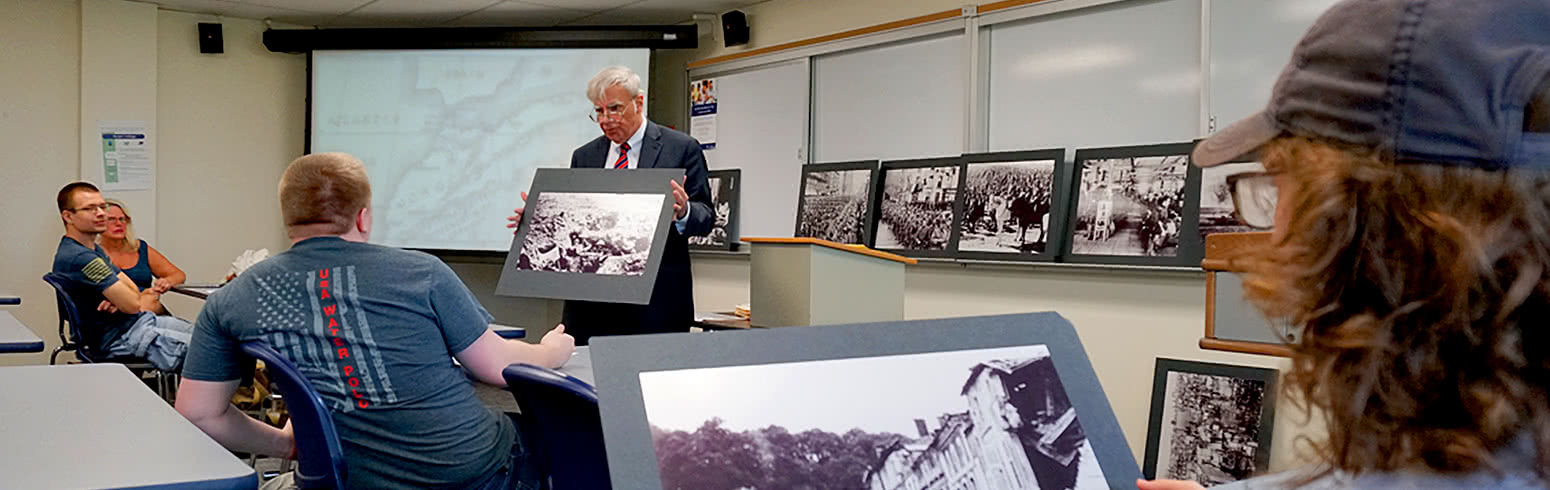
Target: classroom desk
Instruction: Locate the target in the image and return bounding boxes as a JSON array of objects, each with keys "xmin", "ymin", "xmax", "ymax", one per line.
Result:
[
  {"xmin": 491, "ymin": 323, "xmax": 528, "ymax": 340},
  {"xmin": 0, "ymin": 294, "xmax": 18, "ymax": 305},
  {"xmin": 0, "ymin": 364, "xmax": 258, "ymax": 490},
  {"xmin": 170, "ymin": 284, "xmax": 223, "ymax": 300},
  {"xmin": 0, "ymin": 311, "xmax": 43, "ymax": 353},
  {"xmin": 560, "ymin": 346, "xmax": 594, "ymax": 388},
  {"xmin": 694, "ymin": 311, "xmax": 751, "ymax": 330}
]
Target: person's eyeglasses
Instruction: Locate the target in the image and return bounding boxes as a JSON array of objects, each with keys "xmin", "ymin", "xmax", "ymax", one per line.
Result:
[
  {"xmin": 106, "ymin": 216, "xmax": 131, "ymax": 224},
  {"xmin": 71, "ymin": 203, "xmax": 110, "ymax": 214},
  {"xmin": 1226, "ymin": 172, "xmax": 1278, "ymax": 229},
  {"xmin": 589, "ymin": 101, "xmax": 632, "ymax": 122}
]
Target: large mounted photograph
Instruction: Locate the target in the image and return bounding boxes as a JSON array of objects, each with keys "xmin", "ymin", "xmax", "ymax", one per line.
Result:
[
  {"xmin": 1143, "ymin": 358, "xmax": 1277, "ymax": 485},
  {"xmin": 795, "ymin": 161, "xmax": 879, "ymax": 246},
  {"xmin": 687, "ymin": 169, "xmax": 741, "ymax": 251},
  {"xmin": 496, "ymin": 168, "xmax": 682, "ymax": 304},
  {"xmin": 640, "ymin": 345, "xmax": 1109, "ymax": 490},
  {"xmin": 1065, "ymin": 143, "xmax": 1203, "ymax": 266},
  {"xmin": 872, "ymin": 157, "xmax": 962, "ymax": 257},
  {"xmin": 955, "ymin": 149, "xmax": 1068, "ymax": 262}
]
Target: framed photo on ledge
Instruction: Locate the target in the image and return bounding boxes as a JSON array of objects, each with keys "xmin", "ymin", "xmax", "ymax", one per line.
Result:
[
  {"xmin": 1064, "ymin": 142, "xmax": 1203, "ymax": 266},
  {"xmin": 872, "ymin": 156, "xmax": 963, "ymax": 258},
  {"xmin": 688, "ymin": 169, "xmax": 741, "ymax": 251},
  {"xmin": 1143, "ymin": 358, "xmax": 1278, "ymax": 485},
  {"xmin": 954, "ymin": 149, "xmax": 1069, "ymax": 262},
  {"xmin": 496, "ymin": 168, "xmax": 683, "ymax": 305},
  {"xmin": 794, "ymin": 160, "xmax": 879, "ymax": 246}
]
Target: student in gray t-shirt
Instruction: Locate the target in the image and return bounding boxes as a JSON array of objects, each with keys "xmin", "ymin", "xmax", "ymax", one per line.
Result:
[
  {"xmin": 1141, "ymin": 0, "xmax": 1550, "ymax": 489},
  {"xmin": 176, "ymin": 153, "xmax": 574, "ymax": 490}
]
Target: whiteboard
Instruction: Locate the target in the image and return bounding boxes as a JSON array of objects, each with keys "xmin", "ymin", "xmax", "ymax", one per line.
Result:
[
  {"xmin": 1208, "ymin": 0, "xmax": 1341, "ymax": 128},
  {"xmin": 698, "ymin": 60, "xmax": 811, "ymax": 239},
  {"xmin": 986, "ymin": 0, "xmax": 1202, "ymax": 151},
  {"xmin": 812, "ymin": 33, "xmax": 966, "ymax": 162}
]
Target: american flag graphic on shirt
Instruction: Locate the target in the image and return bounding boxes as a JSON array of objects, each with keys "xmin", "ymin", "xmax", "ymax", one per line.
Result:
[{"xmin": 253, "ymin": 266, "xmax": 396, "ymax": 412}]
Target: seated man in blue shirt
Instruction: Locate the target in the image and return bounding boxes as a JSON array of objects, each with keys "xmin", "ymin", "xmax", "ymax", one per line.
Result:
[
  {"xmin": 176, "ymin": 152, "xmax": 574, "ymax": 490},
  {"xmin": 51, "ymin": 181, "xmax": 192, "ymax": 371}
]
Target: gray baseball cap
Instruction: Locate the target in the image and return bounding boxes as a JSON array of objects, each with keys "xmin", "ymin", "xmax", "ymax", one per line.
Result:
[{"xmin": 1193, "ymin": 0, "xmax": 1550, "ymax": 169}]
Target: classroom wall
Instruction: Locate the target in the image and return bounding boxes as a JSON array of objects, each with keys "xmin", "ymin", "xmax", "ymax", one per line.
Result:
[
  {"xmin": 0, "ymin": 0, "xmax": 83, "ymax": 367},
  {"xmin": 674, "ymin": 0, "xmax": 1326, "ymax": 472}
]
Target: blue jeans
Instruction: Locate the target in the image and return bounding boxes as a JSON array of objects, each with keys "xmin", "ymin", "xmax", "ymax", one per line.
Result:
[{"xmin": 104, "ymin": 312, "xmax": 193, "ymax": 372}]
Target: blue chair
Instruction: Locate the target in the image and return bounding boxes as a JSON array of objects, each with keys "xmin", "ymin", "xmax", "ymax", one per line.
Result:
[
  {"xmin": 42, "ymin": 272, "xmax": 176, "ymax": 397},
  {"xmin": 241, "ymin": 340, "xmax": 347, "ymax": 490},
  {"xmin": 503, "ymin": 364, "xmax": 610, "ymax": 490}
]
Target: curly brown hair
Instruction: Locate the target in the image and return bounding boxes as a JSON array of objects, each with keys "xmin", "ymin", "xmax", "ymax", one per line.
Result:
[{"xmin": 1240, "ymin": 135, "xmax": 1550, "ymax": 480}]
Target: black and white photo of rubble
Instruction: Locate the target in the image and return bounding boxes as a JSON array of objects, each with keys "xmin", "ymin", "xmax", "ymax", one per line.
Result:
[
  {"xmin": 516, "ymin": 192, "xmax": 663, "ymax": 276},
  {"xmin": 640, "ymin": 345, "xmax": 1109, "ymax": 490}
]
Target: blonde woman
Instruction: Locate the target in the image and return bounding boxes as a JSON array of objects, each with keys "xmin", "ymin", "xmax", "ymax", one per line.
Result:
[{"xmin": 100, "ymin": 199, "xmax": 185, "ymax": 314}]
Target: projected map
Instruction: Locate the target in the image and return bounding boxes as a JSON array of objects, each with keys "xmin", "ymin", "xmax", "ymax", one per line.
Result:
[{"xmin": 310, "ymin": 49, "xmax": 650, "ymax": 251}]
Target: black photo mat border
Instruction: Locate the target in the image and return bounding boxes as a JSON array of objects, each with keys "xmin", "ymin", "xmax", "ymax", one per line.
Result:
[
  {"xmin": 794, "ymin": 160, "xmax": 880, "ymax": 247},
  {"xmin": 1142, "ymin": 358, "xmax": 1278, "ymax": 482},
  {"xmin": 953, "ymin": 148, "xmax": 1070, "ymax": 263},
  {"xmin": 870, "ymin": 156, "xmax": 965, "ymax": 259},
  {"xmin": 1063, "ymin": 142, "xmax": 1204, "ymax": 267},
  {"xmin": 495, "ymin": 168, "xmax": 682, "ymax": 305},
  {"xmin": 689, "ymin": 169, "xmax": 742, "ymax": 252}
]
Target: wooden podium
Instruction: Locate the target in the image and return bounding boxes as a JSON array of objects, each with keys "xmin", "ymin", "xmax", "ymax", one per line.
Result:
[{"xmin": 742, "ymin": 238, "xmax": 917, "ymax": 327}]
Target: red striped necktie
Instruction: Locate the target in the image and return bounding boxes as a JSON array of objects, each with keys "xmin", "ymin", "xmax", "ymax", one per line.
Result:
[{"xmin": 613, "ymin": 142, "xmax": 631, "ymax": 169}]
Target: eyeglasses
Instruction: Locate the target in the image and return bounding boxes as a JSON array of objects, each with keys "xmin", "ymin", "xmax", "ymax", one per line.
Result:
[
  {"xmin": 71, "ymin": 203, "xmax": 110, "ymax": 214},
  {"xmin": 106, "ymin": 216, "xmax": 131, "ymax": 224},
  {"xmin": 1226, "ymin": 171, "xmax": 1278, "ymax": 229},
  {"xmin": 588, "ymin": 100, "xmax": 634, "ymax": 122}
]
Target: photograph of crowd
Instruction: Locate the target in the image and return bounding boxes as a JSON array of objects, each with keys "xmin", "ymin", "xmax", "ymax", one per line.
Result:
[
  {"xmin": 875, "ymin": 164, "xmax": 959, "ymax": 252},
  {"xmin": 1198, "ymin": 162, "xmax": 1263, "ymax": 242},
  {"xmin": 797, "ymin": 165, "xmax": 875, "ymax": 245},
  {"xmin": 958, "ymin": 159, "xmax": 1058, "ymax": 255},
  {"xmin": 1071, "ymin": 153, "xmax": 1190, "ymax": 257},
  {"xmin": 1147, "ymin": 360, "xmax": 1276, "ymax": 486},
  {"xmin": 639, "ymin": 345, "xmax": 1109, "ymax": 490},
  {"xmin": 687, "ymin": 170, "xmax": 739, "ymax": 250},
  {"xmin": 516, "ymin": 191, "xmax": 663, "ymax": 276}
]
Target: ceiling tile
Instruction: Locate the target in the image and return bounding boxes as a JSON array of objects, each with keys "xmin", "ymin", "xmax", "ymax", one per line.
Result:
[
  {"xmin": 562, "ymin": 7, "xmax": 696, "ymax": 25},
  {"xmin": 345, "ymin": 0, "xmax": 503, "ymax": 24},
  {"xmin": 446, "ymin": 2, "xmax": 589, "ymax": 26},
  {"xmin": 635, "ymin": 0, "xmax": 764, "ymax": 13},
  {"xmin": 143, "ymin": 0, "xmax": 334, "ymax": 23},
  {"xmin": 236, "ymin": 0, "xmax": 375, "ymax": 15},
  {"xmin": 517, "ymin": 0, "xmax": 638, "ymax": 10}
]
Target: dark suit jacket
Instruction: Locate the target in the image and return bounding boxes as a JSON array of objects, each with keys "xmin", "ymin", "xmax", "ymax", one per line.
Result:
[{"xmin": 562, "ymin": 121, "xmax": 713, "ymax": 345}]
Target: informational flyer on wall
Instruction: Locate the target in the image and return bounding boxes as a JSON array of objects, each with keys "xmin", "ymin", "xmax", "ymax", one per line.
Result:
[
  {"xmin": 98, "ymin": 120, "xmax": 153, "ymax": 191},
  {"xmin": 689, "ymin": 78, "xmax": 717, "ymax": 150}
]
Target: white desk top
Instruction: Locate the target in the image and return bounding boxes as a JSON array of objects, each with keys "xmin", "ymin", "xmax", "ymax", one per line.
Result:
[
  {"xmin": 0, "ymin": 310, "xmax": 43, "ymax": 353},
  {"xmin": 0, "ymin": 364, "xmax": 257, "ymax": 489},
  {"xmin": 560, "ymin": 346, "xmax": 594, "ymax": 387}
]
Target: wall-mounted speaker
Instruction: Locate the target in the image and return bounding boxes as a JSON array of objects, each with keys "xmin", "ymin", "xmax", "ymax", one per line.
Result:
[
  {"xmin": 721, "ymin": 10, "xmax": 749, "ymax": 47},
  {"xmin": 198, "ymin": 22, "xmax": 224, "ymax": 54}
]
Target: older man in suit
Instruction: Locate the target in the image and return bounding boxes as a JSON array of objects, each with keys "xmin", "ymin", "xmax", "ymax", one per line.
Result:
[{"xmin": 510, "ymin": 66, "xmax": 713, "ymax": 345}]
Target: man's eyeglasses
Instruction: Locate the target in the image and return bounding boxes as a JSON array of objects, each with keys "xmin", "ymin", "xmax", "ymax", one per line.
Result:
[
  {"xmin": 589, "ymin": 101, "xmax": 633, "ymax": 122},
  {"xmin": 71, "ymin": 203, "xmax": 110, "ymax": 214},
  {"xmin": 1226, "ymin": 171, "xmax": 1278, "ymax": 229}
]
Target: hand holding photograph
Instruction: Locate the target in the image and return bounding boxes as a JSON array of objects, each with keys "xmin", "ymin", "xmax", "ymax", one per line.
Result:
[{"xmin": 496, "ymin": 168, "xmax": 682, "ymax": 305}]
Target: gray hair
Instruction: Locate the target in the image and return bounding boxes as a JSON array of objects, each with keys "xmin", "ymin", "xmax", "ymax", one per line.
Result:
[{"xmin": 586, "ymin": 66, "xmax": 643, "ymax": 102}]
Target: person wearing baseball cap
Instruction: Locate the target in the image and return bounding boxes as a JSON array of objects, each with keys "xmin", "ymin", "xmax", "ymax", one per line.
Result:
[{"xmin": 1142, "ymin": 0, "xmax": 1550, "ymax": 489}]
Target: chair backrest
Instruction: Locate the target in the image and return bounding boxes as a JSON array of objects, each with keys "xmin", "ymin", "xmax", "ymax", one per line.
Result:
[
  {"xmin": 41, "ymin": 272, "xmax": 89, "ymax": 358},
  {"xmin": 503, "ymin": 363, "xmax": 610, "ymax": 490},
  {"xmin": 241, "ymin": 340, "xmax": 348, "ymax": 490}
]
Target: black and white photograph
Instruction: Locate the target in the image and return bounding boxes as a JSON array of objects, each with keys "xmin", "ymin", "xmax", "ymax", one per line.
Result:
[
  {"xmin": 875, "ymin": 158, "xmax": 960, "ymax": 254},
  {"xmin": 796, "ymin": 162, "xmax": 877, "ymax": 246},
  {"xmin": 687, "ymin": 169, "xmax": 740, "ymax": 251},
  {"xmin": 1144, "ymin": 359, "xmax": 1277, "ymax": 485},
  {"xmin": 517, "ymin": 192, "xmax": 663, "ymax": 276},
  {"xmin": 1198, "ymin": 162, "xmax": 1264, "ymax": 242},
  {"xmin": 958, "ymin": 157, "xmax": 1059, "ymax": 256},
  {"xmin": 639, "ymin": 345, "xmax": 1109, "ymax": 490},
  {"xmin": 1070, "ymin": 146, "xmax": 1194, "ymax": 260}
]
